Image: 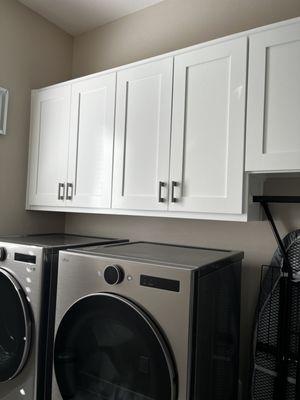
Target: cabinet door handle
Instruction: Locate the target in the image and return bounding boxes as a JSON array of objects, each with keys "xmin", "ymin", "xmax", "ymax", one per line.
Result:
[
  {"xmin": 58, "ymin": 183, "xmax": 65, "ymax": 200},
  {"xmin": 158, "ymin": 181, "xmax": 166, "ymax": 203},
  {"xmin": 171, "ymin": 181, "xmax": 179, "ymax": 203},
  {"xmin": 66, "ymin": 183, "xmax": 73, "ymax": 200}
]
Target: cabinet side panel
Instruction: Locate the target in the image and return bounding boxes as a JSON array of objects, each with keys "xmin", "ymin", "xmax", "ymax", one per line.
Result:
[
  {"xmin": 192, "ymin": 261, "xmax": 242, "ymax": 400},
  {"xmin": 246, "ymin": 22, "xmax": 300, "ymax": 172}
]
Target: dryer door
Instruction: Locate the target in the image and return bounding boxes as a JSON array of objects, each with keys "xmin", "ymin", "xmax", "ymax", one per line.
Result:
[
  {"xmin": 0, "ymin": 268, "xmax": 32, "ymax": 381},
  {"xmin": 54, "ymin": 293, "xmax": 177, "ymax": 400}
]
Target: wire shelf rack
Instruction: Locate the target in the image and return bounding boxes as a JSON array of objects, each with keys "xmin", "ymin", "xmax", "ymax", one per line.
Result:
[{"xmin": 251, "ymin": 196, "xmax": 300, "ymax": 400}]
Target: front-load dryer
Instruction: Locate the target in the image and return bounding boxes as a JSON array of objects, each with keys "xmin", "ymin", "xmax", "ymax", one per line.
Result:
[
  {"xmin": 52, "ymin": 241, "xmax": 243, "ymax": 400},
  {"xmin": 0, "ymin": 234, "xmax": 126, "ymax": 400}
]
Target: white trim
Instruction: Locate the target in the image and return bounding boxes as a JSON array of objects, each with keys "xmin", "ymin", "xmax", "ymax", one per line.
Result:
[
  {"xmin": 26, "ymin": 93, "xmax": 36, "ymax": 209},
  {"xmin": 26, "ymin": 204, "xmax": 251, "ymax": 222}
]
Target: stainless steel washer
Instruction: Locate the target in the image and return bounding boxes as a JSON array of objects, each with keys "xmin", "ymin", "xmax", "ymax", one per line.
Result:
[
  {"xmin": 0, "ymin": 234, "xmax": 126, "ymax": 400},
  {"xmin": 52, "ymin": 241, "xmax": 243, "ymax": 400}
]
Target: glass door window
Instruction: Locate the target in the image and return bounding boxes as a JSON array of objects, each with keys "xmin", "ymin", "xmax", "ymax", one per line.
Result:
[
  {"xmin": 0, "ymin": 268, "xmax": 32, "ymax": 381},
  {"xmin": 54, "ymin": 293, "xmax": 177, "ymax": 400}
]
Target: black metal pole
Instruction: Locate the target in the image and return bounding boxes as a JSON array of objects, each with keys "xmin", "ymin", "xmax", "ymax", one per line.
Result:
[
  {"xmin": 260, "ymin": 202, "xmax": 292, "ymax": 279},
  {"xmin": 295, "ymin": 283, "xmax": 300, "ymax": 400},
  {"xmin": 275, "ymin": 276, "xmax": 290, "ymax": 400}
]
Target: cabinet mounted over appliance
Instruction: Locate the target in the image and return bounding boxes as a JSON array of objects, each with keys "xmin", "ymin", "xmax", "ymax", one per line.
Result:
[{"xmin": 26, "ymin": 17, "xmax": 300, "ymax": 222}]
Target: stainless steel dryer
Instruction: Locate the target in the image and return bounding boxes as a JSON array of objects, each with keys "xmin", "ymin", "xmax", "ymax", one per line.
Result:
[
  {"xmin": 52, "ymin": 241, "xmax": 243, "ymax": 400},
  {"xmin": 0, "ymin": 234, "xmax": 126, "ymax": 400}
]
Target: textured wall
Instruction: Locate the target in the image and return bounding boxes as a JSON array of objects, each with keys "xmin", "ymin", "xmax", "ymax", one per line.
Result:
[
  {"xmin": 68, "ymin": 1, "xmax": 300, "ymax": 396},
  {"xmin": 0, "ymin": 0, "xmax": 72, "ymax": 234}
]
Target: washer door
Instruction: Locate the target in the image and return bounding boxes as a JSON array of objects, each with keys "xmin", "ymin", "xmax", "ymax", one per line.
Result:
[
  {"xmin": 0, "ymin": 268, "xmax": 32, "ymax": 381},
  {"xmin": 54, "ymin": 293, "xmax": 177, "ymax": 400}
]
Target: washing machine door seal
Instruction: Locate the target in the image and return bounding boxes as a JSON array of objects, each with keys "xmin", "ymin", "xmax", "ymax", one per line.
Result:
[
  {"xmin": 54, "ymin": 292, "xmax": 177, "ymax": 400},
  {"xmin": 0, "ymin": 268, "xmax": 32, "ymax": 382}
]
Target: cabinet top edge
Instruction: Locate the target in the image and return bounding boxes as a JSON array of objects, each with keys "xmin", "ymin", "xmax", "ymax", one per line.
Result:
[{"xmin": 31, "ymin": 16, "xmax": 300, "ymax": 94}]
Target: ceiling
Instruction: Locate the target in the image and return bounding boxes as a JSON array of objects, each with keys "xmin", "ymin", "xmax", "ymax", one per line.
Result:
[{"xmin": 18, "ymin": 0, "xmax": 164, "ymax": 36}]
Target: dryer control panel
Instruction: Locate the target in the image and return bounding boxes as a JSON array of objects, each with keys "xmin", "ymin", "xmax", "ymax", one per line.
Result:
[{"xmin": 140, "ymin": 274, "xmax": 180, "ymax": 292}]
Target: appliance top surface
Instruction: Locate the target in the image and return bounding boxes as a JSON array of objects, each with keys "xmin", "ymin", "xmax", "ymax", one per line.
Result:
[
  {"xmin": 0, "ymin": 233, "xmax": 124, "ymax": 249},
  {"xmin": 70, "ymin": 241, "xmax": 243, "ymax": 271}
]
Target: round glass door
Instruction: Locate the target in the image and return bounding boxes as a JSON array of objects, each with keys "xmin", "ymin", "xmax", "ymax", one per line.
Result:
[
  {"xmin": 54, "ymin": 293, "xmax": 177, "ymax": 400},
  {"xmin": 0, "ymin": 268, "xmax": 32, "ymax": 381}
]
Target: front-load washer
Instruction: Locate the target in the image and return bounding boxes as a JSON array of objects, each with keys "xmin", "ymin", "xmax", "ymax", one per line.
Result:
[
  {"xmin": 52, "ymin": 241, "xmax": 243, "ymax": 400},
  {"xmin": 0, "ymin": 234, "xmax": 127, "ymax": 400}
]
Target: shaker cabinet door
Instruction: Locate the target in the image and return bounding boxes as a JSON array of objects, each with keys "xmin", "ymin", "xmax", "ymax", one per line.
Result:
[
  {"xmin": 112, "ymin": 59, "xmax": 173, "ymax": 211},
  {"xmin": 27, "ymin": 86, "xmax": 71, "ymax": 207},
  {"xmin": 67, "ymin": 74, "xmax": 116, "ymax": 208},
  {"xmin": 169, "ymin": 38, "xmax": 247, "ymax": 214},
  {"xmin": 246, "ymin": 22, "xmax": 300, "ymax": 172}
]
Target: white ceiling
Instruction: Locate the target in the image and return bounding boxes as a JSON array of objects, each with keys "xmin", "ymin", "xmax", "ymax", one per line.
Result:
[{"xmin": 18, "ymin": 0, "xmax": 164, "ymax": 36}]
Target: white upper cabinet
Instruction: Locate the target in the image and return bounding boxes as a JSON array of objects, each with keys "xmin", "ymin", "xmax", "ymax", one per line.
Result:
[
  {"xmin": 27, "ymin": 75, "xmax": 116, "ymax": 210},
  {"xmin": 169, "ymin": 38, "xmax": 247, "ymax": 214},
  {"xmin": 27, "ymin": 86, "xmax": 71, "ymax": 207},
  {"xmin": 27, "ymin": 18, "xmax": 300, "ymax": 219},
  {"xmin": 112, "ymin": 58, "xmax": 173, "ymax": 211},
  {"xmin": 246, "ymin": 22, "xmax": 300, "ymax": 172},
  {"xmin": 67, "ymin": 74, "xmax": 116, "ymax": 208}
]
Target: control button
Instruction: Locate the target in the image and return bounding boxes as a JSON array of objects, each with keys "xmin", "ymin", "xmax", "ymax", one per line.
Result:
[
  {"xmin": 0, "ymin": 247, "xmax": 7, "ymax": 262},
  {"xmin": 104, "ymin": 265, "xmax": 124, "ymax": 285}
]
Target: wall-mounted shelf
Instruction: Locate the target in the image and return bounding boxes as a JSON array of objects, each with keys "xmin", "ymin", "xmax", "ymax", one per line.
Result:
[{"xmin": 253, "ymin": 196, "xmax": 300, "ymax": 204}]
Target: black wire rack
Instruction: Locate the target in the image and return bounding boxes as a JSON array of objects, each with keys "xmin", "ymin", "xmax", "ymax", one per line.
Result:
[{"xmin": 251, "ymin": 196, "xmax": 300, "ymax": 400}]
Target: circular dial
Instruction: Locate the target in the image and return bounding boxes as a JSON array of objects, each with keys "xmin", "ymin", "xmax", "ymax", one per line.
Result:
[
  {"xmin": 104, "ymin": 265, "xmax": 124, "ymax": 285},
  {"xmin": 0, "ymin": 248, "xmax": 7, "ymax": 262}
]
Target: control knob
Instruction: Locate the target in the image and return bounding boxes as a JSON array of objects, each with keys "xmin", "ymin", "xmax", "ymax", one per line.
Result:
[{"xmin": 104, "ymin": 265, "xmax": 124, "ymax": 285}]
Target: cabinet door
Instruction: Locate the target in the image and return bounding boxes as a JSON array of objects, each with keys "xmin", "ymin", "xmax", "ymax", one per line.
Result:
[
  {"xmin": 169, "ymin": 38, "xmax": 247, "ymax": 214},
  {"xmin": 246, "ymin": 22, "xmax": 300, "ymax": 172},
  {"xmin": 67, "ymin": 74, "xmax": 116, "ymax": 208},
  {"xmin": 112, "ymin": 59, "xmax": 173, "ymax": 211},
  {"xmin": 27, "ymin": 86, "xmax": 71, "ymax": 207}
]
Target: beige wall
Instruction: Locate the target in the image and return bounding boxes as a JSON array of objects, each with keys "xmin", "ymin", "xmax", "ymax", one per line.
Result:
[
  {"xmin": 73, "ymin": 0, "xmax": 300, "ymax": 76},
  {"xmin": 0, "ymin": 0, "xmax": 72, "ymax": 234},
  {"xmin": 68, "ymin": 1, "xmax": 300, "ymax": 396}
]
